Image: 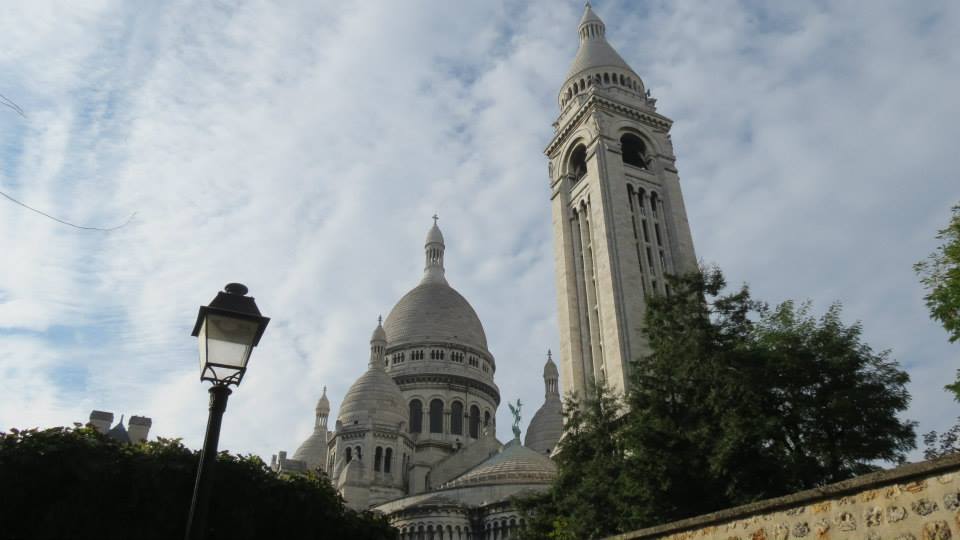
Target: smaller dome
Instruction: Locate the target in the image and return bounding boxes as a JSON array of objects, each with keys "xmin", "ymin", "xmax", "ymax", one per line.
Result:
[
  {"xmin": 442, "ymin": 439, "xmax": 557, "ymax": 488},
  {"xmin": 292, "ymin": 430, "xmax": 327, "ymax": 469},
  {"xmin": 543, "ymin": 353, "xmax": 559, "ymax": 379},
  {"xmin": 525, "ymin": 397, "xmax": 563, "ymax": 455},
  {"xmin": 579, "ymin": 2, "xmax": 602, "ymax": 26},
  {"xmin": 426, "ymin": 222, "xmax": 444, "ymax": 245},
  {"xmin": 371, "ymin": 318, "xmax": 387, "ymax": 343},
  {"xmin": 563, "ymin": 4, "xmax": 641, "ymax": 91},
  {"xmin": 316, "ymin": 386, "xmax": 330, "ymax": 414},
  {"xmin": 338, "ymin": 367, "xmax": 406, "ymax": 428}
]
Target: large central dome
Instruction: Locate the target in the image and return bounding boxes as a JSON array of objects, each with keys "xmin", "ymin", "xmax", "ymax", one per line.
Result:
[
  {"xmin": 383, "ymin": 221, "xmax": 488, "ymax": 351},
  {"xmin": 383, "ymin": 281, "xmax": 488, "ymax": 350}
]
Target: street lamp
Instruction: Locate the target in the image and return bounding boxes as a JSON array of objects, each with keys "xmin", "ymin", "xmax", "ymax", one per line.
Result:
[{"xmin": 184, "ymin": 283, "xmax": 269, "ymax": 540}]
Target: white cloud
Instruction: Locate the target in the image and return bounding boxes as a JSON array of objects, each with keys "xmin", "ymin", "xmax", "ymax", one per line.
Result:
[{"xmin": 0, "ymin": 0, "xmax": 957, "ymax": 464}]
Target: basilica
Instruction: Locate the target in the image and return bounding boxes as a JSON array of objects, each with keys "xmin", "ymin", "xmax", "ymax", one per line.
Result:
[{"xmin": 276, "ymin": 3, "xmax": 698, "ymax": 538}]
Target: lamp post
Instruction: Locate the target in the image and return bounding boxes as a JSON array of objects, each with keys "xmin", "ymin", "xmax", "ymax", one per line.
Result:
[{"xmin": 184, "ymin": 283, "xmax": 270, "ymax": 540}]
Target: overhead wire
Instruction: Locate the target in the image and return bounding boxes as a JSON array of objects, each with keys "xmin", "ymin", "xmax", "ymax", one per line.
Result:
[{"xmin": 0, "ymin": 190, "xmax": 136, "ymax": 231}]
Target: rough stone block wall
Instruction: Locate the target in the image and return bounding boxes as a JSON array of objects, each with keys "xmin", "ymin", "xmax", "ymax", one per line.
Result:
[{"xmin": 608, "ymin": 455, "xmax": 960, "ymax": 540}]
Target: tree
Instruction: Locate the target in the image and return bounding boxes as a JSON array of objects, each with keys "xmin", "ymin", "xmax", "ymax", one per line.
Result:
[
  {"xmin": 922, "ymin": 421, "xmax": 960, "ymax": 459},
  {"xmin": 915, "ymin": 203, "xmax": 960, "ymax": 398},
  {"xmin": 0, "ymin": 425, "xmax": 394, "ymax": 540},
  {"xmin": 519, "ymin": 268, "xmax": 916, "ymax": 537},
  {"xmin": 516, "ymin": 382, "xmax": 629, "ymax": 540},
  {"xmin": 623, "ymin": 269, "xmax": 915, "ymax": 523}
]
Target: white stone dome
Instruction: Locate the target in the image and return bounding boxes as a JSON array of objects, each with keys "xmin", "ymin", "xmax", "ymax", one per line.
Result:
[
  {"xmin": 292, "ymin": 430, "xmax": 326, "ymax": 469},
  {"xmin": 562, "ymin": 4, "xmax": 642, "ymax": 93},
  {"xmin": 316, "ymin": 386, "xmax": 330, "ymax": 413},
  {"xmin": 525, "ymin": 397, "xmax": 563, "ymax": 455},
  {"xmin": 425, "ymin": 222, "xmax": 444, "ymax": 245},
  {"xmin": 442, "ymin": 439, "xmax": 557, "ymax": 488},
  {"xmin": 384, "ymin": 281, "xmax": 488, "ymax": 351},
  {"xmin": 337, "ymin": 365, "xmax": 407, "ymax": 428}
]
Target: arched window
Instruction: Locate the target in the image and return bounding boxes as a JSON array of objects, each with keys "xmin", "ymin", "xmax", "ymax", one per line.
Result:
[
  {"xmin": 569, "ymin": 144, "xmax": 587, "ymax": 180},
  {"xmin": 355, "ymin": 446, "xmax": 362, "ymax": 460},
  {"xmin": 450, "ymin": 401, "xmax": 464, "ymax": 435},
  {"xmin": 469, "ymin": 405, "xmax": 480, "ymax": 438},
  {"xmin": 374, "ymin": 446, "xmax": 383, "ymax": 472},
  {"xmin": 650, "ymin": 192, "xmax": 659, "ymax": 216},
  {"xmin": 484, "ymin": 410, "xmax": 491, "ymax": 427},
  {"xmin": 620, "ymin": 133, "xmax": 648, "ymax": 168},
  {"xmin": 345, "ymin": 447, "xmax": 352, "ymax": 463},
  {"xmin": 603, "ymin": 73, "xmax": 610, "ymax": 84},
  {"xmin": 429, "ymin": 399, "xmax": 444, "ymax": 433},
  {"xmin": 385, "ymin": 448, "xmax": 393, "ymax": 473},
  {"xmin": 409, "ymin": 399, "xmax": 423, "ymax": 433}
]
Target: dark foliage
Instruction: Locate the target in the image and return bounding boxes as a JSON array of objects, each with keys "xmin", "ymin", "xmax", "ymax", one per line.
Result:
[
  {"xmin": 914, "ymin": 203, "xmax": 960, "ymax": 398},
  {"xmin": 518, "ymin": 267, "xmax": 916, "ymax": 539},
  {"xmin": 0, "ymin": 425, "xmax": 394, "ymax": 540},
  {"xmin": 516, "ymin": 383, "xmax": 628, "ymax": 539},
  {"xmin": 923, "ymin": 419, "xmax": 960, "ymax": 460}
]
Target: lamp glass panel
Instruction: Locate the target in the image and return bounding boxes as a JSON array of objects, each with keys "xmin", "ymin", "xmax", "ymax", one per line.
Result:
[{"xmin": 199, "ymin": 314, "xmax": 258, "ymax": 369}]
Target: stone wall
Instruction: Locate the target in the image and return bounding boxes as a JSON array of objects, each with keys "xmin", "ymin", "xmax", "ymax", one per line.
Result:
[{"xmin": 608, "ymin": 455, "xmax": 960, "ymax": 540}]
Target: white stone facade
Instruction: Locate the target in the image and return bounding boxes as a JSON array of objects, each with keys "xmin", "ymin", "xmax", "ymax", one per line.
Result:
[
  {"xmin": 275, "ymin": 3, "xmax": 700, "ymax": 534},
  {"xmin": 547, "ymin": 4, "xmax": 698, "ymax": 399}
]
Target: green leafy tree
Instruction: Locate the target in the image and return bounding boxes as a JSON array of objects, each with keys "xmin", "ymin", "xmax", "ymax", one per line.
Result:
[
  {"xmin": 622, "ymin": 269, "xmax": 914, "ymax": 525},
  {"xmin": 922, "ymin": 421, "xmax": 960, "ymax": 459},
  {"xmin": 0, "ymin": 425, "xmax": 394, "ymax": 540},
  {"xmin": 516, "ymin": 382, "xmax": 629, "ymax": 540},
  {"xmin": 915, "ymin": 204, "xmax": 960, "ymax": 398},
  {"xmin": 621, "ymin": 269, "xmax": 788, "ymax": 524},
  {"xmin": 519, "ymin": 268, "xmax": 916, "ymax": 538},
  {"xmin": 754, "ymin": 300, "xmax": 915, "ymax": 484}
]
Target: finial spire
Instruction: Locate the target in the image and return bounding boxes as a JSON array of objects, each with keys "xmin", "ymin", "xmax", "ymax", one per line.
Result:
[
  {"xmin": 370, "ymin": 317, "xmax": 387, "ymax": 368},
  {"xmin": 377, "ymin": 314, "xmax": 382, "ymax": 326},
  {"xmin": 543, "ymin": 350, "xmax": 560, "ymax": 397},
  {"xmin": 422, "ymin": 218, "xmax": 447, "ymax": 284}
]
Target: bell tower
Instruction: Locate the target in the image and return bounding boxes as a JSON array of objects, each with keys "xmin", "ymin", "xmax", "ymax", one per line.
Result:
[{"xmin": 546, "ymin": 3, "xmax": 697, "ymax": 398}]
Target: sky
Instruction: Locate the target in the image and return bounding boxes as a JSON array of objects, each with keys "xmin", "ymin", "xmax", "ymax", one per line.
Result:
[{"xmin": 1, "ymin": 0, "xmax": 958, "ymax": 464}]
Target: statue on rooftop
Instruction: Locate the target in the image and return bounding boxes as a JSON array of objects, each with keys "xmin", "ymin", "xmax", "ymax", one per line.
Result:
[{"xmin": 508, "ymin": 399, "xmax": 523, "ymax": 440}]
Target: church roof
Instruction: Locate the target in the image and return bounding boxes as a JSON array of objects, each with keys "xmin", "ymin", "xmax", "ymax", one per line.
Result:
[
  {"xmin": 426, "ymin": 222, "xmax": 444, "ymax": 245},
  {"xmin": 337, "ymin": 365, "xmax": 407, "ymax": 428},
  {"xmin": 106, "ymin": 418, "xmax": 131, "ymax": 444},
  {"xmin": 316, "ymin": 386, "xmax": 330, "ymax": 414},
  {"xmin": 442, "ymin": 439, "xmax": 557, "ymax": 488},
  {"xmin": 543, "ymin": 354, "xmax": 559, "ymax": 378},
  {"xmin": 338, "ymin": 321, "xmax": 407, "ymax": 428},
  {"xmin": 524, "ymin": 396, "xmax": 563, "ymax": 456},
  {"xmin": 384, "ymin": 282, "xmax": 488, "ymax": 351},
  {"xmin": 292, "ymin": 429, "xmax": 327, "ymax": 469},
  {"xmin": 564, "ymin": 4, "xmax": 640, "ymax": 87},
  {"xmin": 383, "ymin": 221, "xmax": 488, "ymax": 351}
]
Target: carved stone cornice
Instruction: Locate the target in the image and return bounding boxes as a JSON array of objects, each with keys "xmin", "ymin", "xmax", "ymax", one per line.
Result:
[
  {"xmin": 394, "ymin": 373, "xmax": 501, "ymax": 405},
  {"xmin": 545, "ymin": 93, "xmax": 672, "ymax": 157}
]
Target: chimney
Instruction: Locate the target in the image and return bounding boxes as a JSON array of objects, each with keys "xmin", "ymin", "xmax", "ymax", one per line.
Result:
[
  {"xmin": 89, "ymin": 411, "xmax": 113, "ymax": 434},
  {"xmin": 127, "ymin": 416, "xmax": 152, "ymax": 443}
]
